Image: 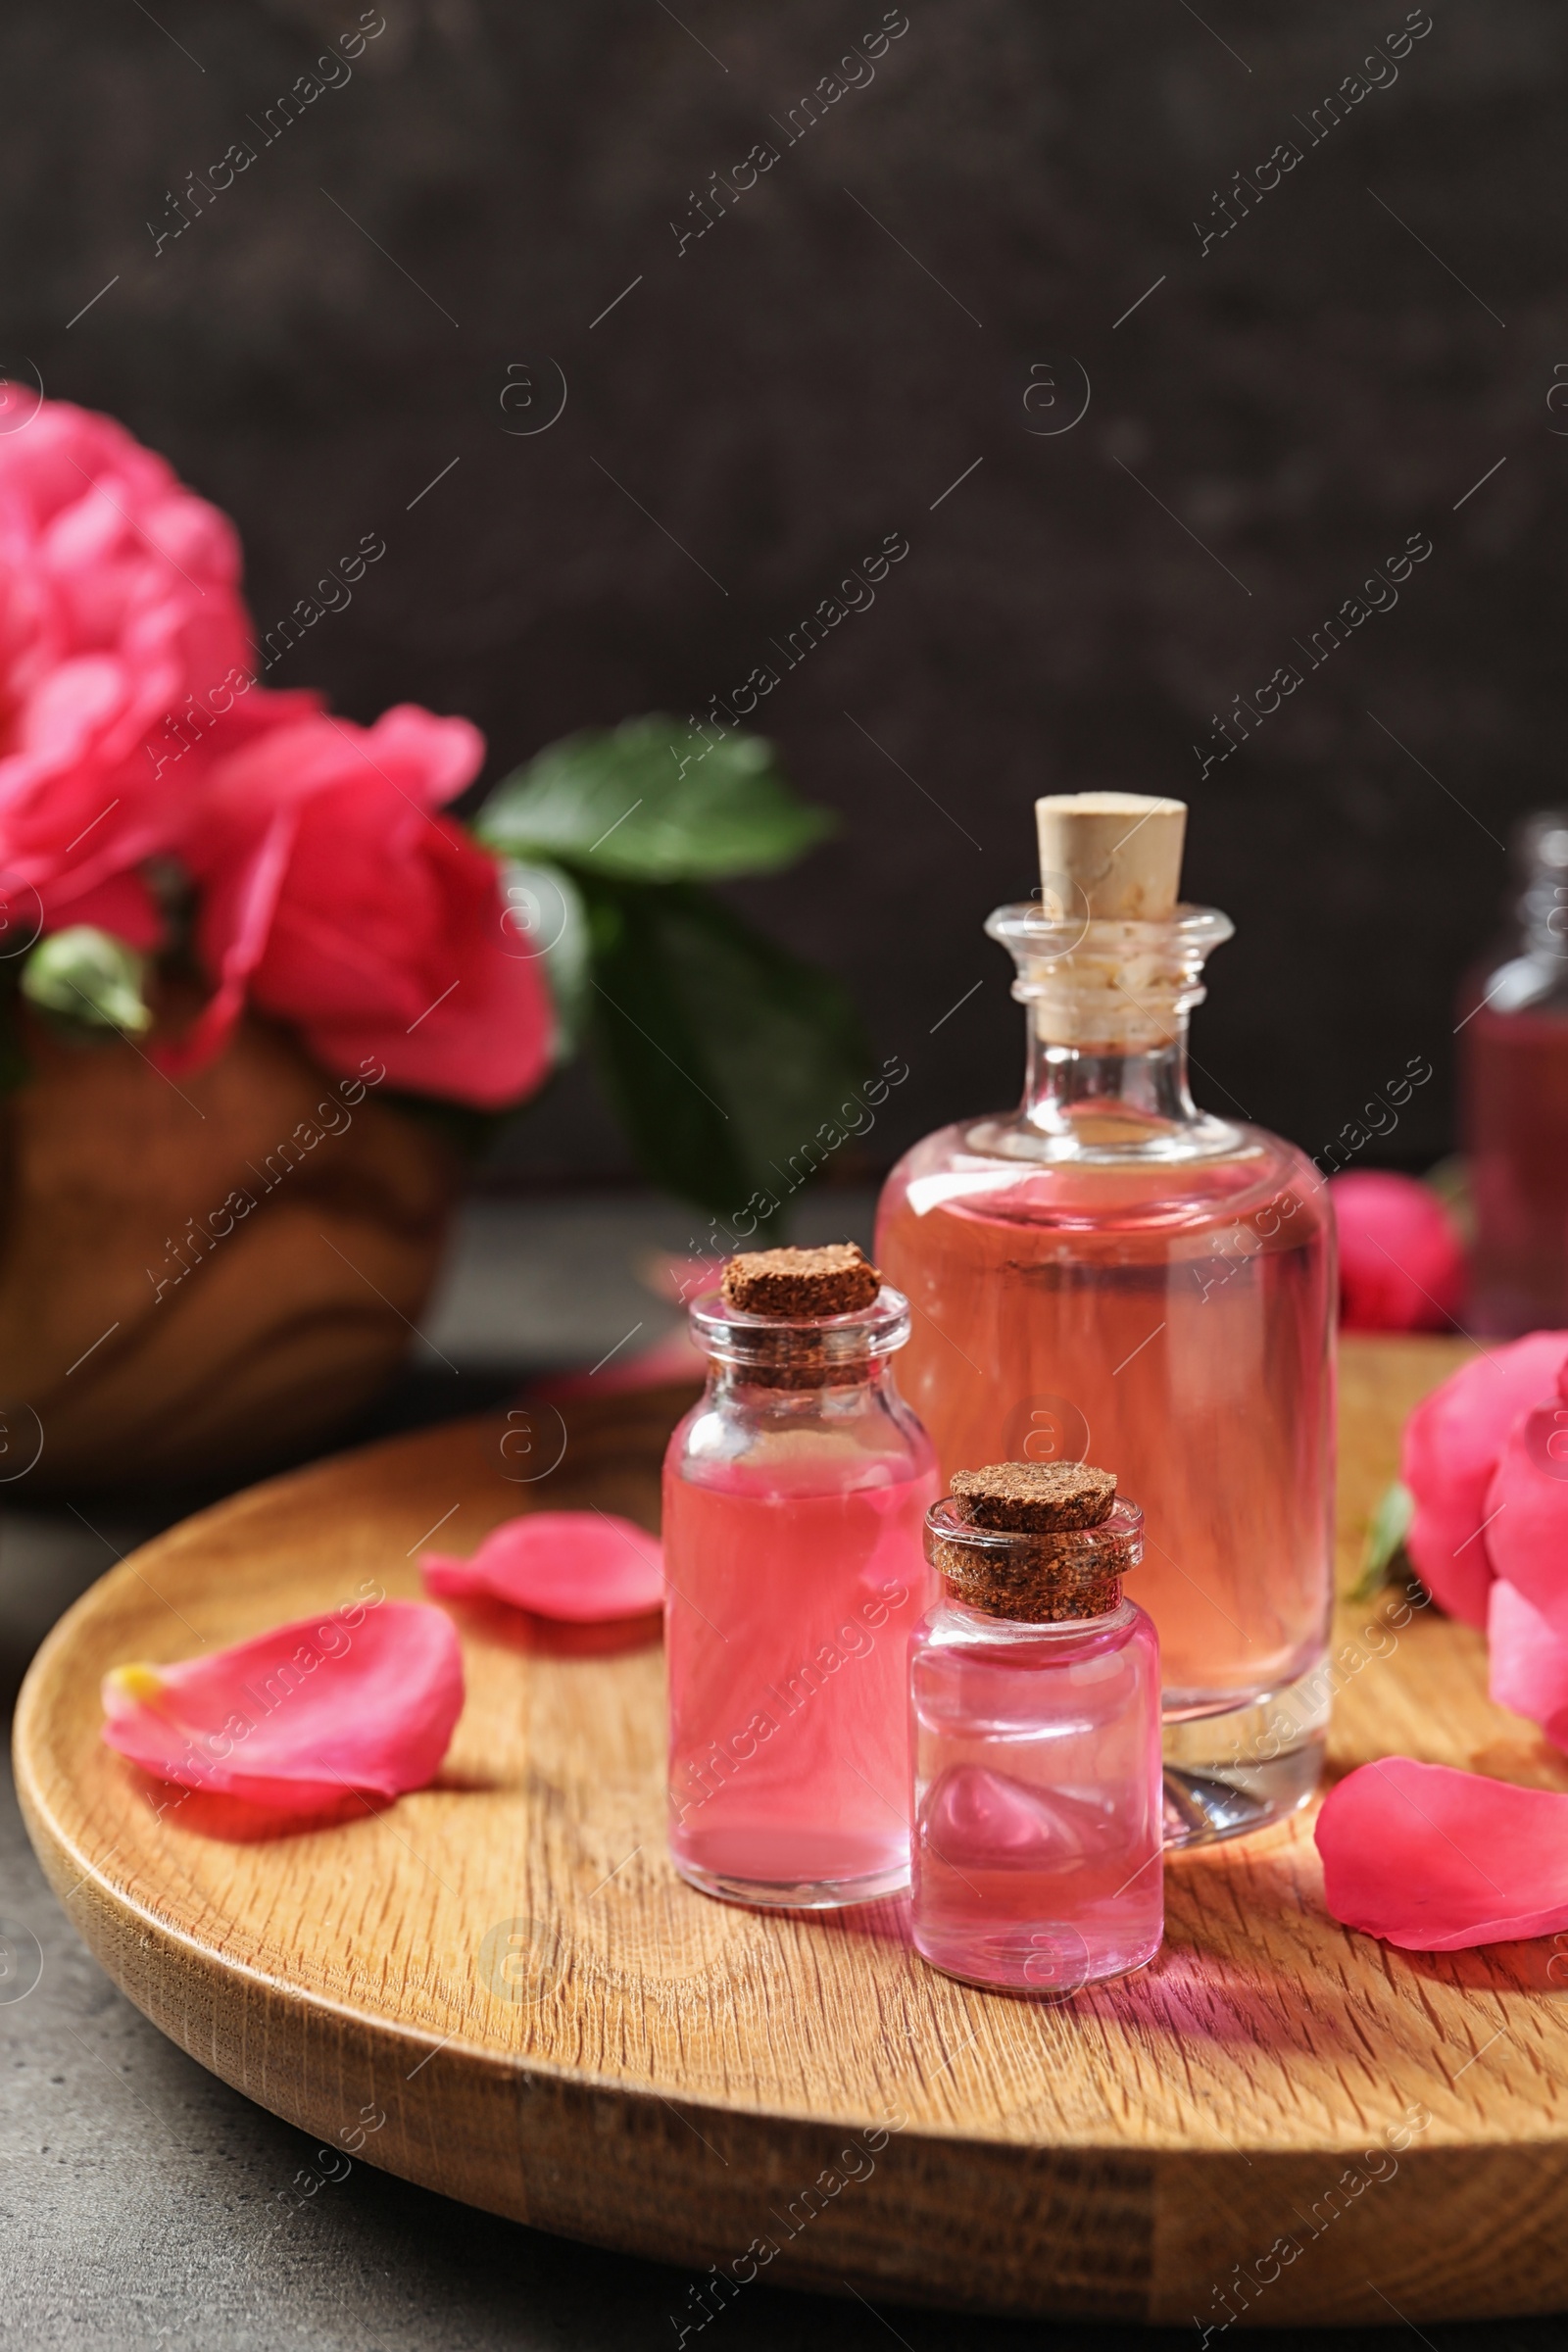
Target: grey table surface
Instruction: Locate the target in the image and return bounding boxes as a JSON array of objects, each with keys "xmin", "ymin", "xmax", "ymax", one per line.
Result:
[{"xmin": 1, "ymin": 1193, "xmax": 1561, "ymax": 2352}]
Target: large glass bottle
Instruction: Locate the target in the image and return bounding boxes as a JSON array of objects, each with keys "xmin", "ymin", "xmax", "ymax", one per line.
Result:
[
  {"xmin": 1462, "ymin": 812, "xmax": 1568, "ymax": 1335},
  {"xmin": 876, "ymin": 794, "xmax": 1336, "ymax": 1842}
]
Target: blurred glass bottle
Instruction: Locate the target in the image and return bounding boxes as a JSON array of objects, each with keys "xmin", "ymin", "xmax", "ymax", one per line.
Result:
[{"xmin": 1463, "ymin": 812, "xmax": 1568, "ymax": 1334}]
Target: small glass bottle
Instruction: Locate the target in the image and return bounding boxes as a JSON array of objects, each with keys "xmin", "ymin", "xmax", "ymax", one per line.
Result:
[
  {"xmin": 1462, "ymin": 812, "xmax": 1568, "ymax": 1334},
  {"xmin": 663, "ymin": 1243, "xmax": 939, "ymax": 1908},
  {"xmin": 877, "ymin": 793, "xmax": 1335, "ymax": 1843},
  {"xmin": 908, "ymin": 1460, "xmax": 1162, "ymax": 1992}
]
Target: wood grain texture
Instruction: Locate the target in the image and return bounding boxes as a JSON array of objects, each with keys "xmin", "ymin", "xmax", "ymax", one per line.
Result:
[
  {"xmin": 17, "ymin": 1335, "xmax": 1568, "ymax": 2326},
  {"xmin": 0, "ymin": 1000, "xmax": 456, "ymax": 1493}
]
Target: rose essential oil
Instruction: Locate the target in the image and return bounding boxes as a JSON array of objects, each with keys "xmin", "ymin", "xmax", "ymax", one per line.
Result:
[
  {"xmin": 909, "ymin": 1460, "xmax": 1163, "ymax": 1992},
  {"xmin": 663, "ymin": 1243, "xmax": 938, "ymax": 1908},
  {"xmin": 877, "ymin": 793, "xmax": 1336, "ymax": 1844}
]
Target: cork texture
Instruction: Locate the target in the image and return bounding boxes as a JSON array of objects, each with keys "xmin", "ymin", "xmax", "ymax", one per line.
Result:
[
  {"xmin": 937, "ymin": 1459, "xmax": 1132, "ymax": 1622},
  {"xmin": 721, "ymin": 1244, "xmax": 881, "ymax": 1320},
  {"xmin": 930, "ymin": 1539, "xmax": 1130, "ymax": 1624},
  {"xmin": 951, "ymin": 1461, "xmax": 1117, "ymax": 1533}
]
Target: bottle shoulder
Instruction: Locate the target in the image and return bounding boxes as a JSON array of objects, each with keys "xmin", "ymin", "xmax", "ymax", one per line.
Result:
[
  {"xmin": 913, "ymin": 1595, "xmax": 1154, "ymax": 1663},
  {"xmin": 1462, "ymin": 950, "xmax": 1568, "ymax": 1026},
  {"xmin": 665, "ymin": 1382, "xmax": 937, "ymax": 1494},
  {"xmin": 880, "ymin": 1119, "xmax": 1328, "ymax": 1239}
]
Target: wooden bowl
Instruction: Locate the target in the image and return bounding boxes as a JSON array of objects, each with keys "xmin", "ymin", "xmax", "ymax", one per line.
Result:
[{"xmin": 0, "ymin": 1004, "xmax": 457, "ymax": 1492}]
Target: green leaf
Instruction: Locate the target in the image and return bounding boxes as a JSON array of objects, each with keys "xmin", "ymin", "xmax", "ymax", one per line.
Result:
[
  {"xmin": 22, "ymin": 927, "xmax": 153, "ymax": 1037},
  {"xmin": 474, "ymin": 714, "xmax": 835, "ymax": 883},
  {"xmin": 498, "ymin": 858, "xmax": 590, "ymax": 1058},
  {"xmin": 1348, "ymin": 1481, "xmax": 1414, "ymax": 1605},
  {"xmin": 581, "ymin": 880, "xmax": 874, "ymax": 1220}
]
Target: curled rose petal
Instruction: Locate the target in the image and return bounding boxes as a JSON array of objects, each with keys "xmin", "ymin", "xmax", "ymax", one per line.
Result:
[
  {"xmin": 101, "ymin": 1599, "xmax": 464, "ymax": 1810},
  {"xmin": 1488, "ymin": 1577, "xmax": 1568, "ymax": 1747},
  {"xmin": 421, "ymin": 1511, "xmax": 663, "ymax": 1622},
  {"xmin": 1330, "ymin": 1171, "xmax": 1465, "ymax": 1333},
  {"xmin": 1484, "ymin": 1400, "xmax": 1568, "ymax": 1624},
  {"xmin": 1398, "ymin": 1331, "xmax": 1568, "ymax": 1625},
  {"xmin": 1316, "ymin": 1756, "xmax": 1568, "ymax": 1949}
]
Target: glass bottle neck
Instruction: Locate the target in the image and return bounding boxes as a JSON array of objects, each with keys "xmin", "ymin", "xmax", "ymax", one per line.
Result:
[
  {"xmin": 1024, "ymin": 1017, "xmax": 1200, "ymax": 1147},
  {"xmin": 927, "ymin": 1594, "xmax": 1138, "ymax": 1646},
  {"xmin": 976, "ymin": 902, "xmax": 1242, "ymax": 1165},
  {"xmin": 687, "ymin": 1280, "xmax": 912, "ymax": 1390},
  {"xmin": 1516, "ymin": 815, "xmax": 1568, "ymax": 959},
  {"xmin": 706, "ymin": 1356, "xmax": 894, "ymax": 1406}
]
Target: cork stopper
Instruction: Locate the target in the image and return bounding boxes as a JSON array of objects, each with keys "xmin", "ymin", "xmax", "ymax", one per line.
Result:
[
  {"xmin": 951, "ymin": 1461, "xmax": 1117, "ymax": 1534},
  {"xmin": 721, "ymin": 1243, "xmax": 880, "ymax": 1320},
  {"xmin": 700, "ymin": 1244, "xmax": 903, "ymax": 1391},
  {"xmin": 927, "ymin": 1462, "xmax": 1140, "ymax": 1623},
  {"xmin": 1035, "ymin": 792, "xmax": 1187, "ymax": 921}
]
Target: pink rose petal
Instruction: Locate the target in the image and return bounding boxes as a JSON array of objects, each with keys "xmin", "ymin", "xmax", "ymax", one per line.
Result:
[
  {"xmin": 1484, "ymin": 1399, "xmax": 1568, "ymax": 1626},
  {"xmin": 1330, "ymin": 1171, "xmax": 1465, "ymax": 1333},
  {"xmin": 421, "ymin": 1511, "xmax": 663, "ymax": 1621},
  {"xmin": 101, "ymin": 1598, "xmax": 464, "ymax": 1810},
  {"xmin": 1488, "ymin": 1577, "xmax": 1568, "ymax": 1747},
  {"xmin": 1399, "ymin": 1331, "xmax": 1568, "ymax": 1625},
  {"xmin": 1316, "ymin": 1756, "xmax": 1568, "ymax": 1949}
]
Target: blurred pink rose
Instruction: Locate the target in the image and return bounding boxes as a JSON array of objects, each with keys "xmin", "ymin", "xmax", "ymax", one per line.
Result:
[
  {"xmin": 0, "ymin": 393, "xmax": 308, "ymax": 944},
  {"xmin": 0, "ymin": 393, "xmax": 549, "ymax": 1114},
  {"xmin": 175, "ymin": 706, "xmax": 553, "ymax": 1108},
  {"xmin": 1400, "ymin": 1335, "xmax": 1568, "ymax": 1750},
  {"xmin": 1400, "ymin": 1330, "xmax": 1568, "ymax": 1623},
  {"xmin": 1329, "ymin": 1170, "xmax": 1465, "ymax": 1331},
  {"xmin": 1323, "ymin": 1340, "xmax": 1568, "ymax": 1946}
]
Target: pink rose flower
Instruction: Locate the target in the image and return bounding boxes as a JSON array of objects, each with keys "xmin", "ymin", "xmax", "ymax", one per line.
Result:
[
  {"xmin": 0, "ymin": 393, "xmax": 306, "ymax": 944},
  {"xmin": 174, "ymin": 705, "xmax": 553, "ymax": 1107},
  {"xmin": 1487, "ymin": 1578, "xmax": 1568, "ymax": 1748},
  {"xmin": 1399, "ymin": 1330, "xmax": 1568, "ymax": 1624},
  {"xmin": 1329, "ymin": 1171, "xmax": 1465, "ymax": 1332},
  {"xmin": 0, "ymin": 393, "xmax": 550, "ymax": 1116},
  {"xmin": 1401, "ymin": 1333, "xmax": 1568, "ymax": 1748}
]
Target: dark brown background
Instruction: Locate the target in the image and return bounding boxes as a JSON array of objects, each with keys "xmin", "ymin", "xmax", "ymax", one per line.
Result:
[{"xmin": 14, "ymin": 0, "xmax": 1560, "ymax": 1180}]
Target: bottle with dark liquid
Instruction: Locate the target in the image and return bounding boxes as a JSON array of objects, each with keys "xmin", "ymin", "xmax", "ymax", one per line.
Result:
[
  {"xmin": 876, "ymin": 793, "xmax": 1336, "ymax": 1845},
  {"xmin": 1463, "ymin": 813, "xmax": 1568, "ymax": 1334}
]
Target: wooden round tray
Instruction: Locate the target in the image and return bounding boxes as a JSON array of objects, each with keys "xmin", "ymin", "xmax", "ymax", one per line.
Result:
[{"xmin": 17, "ymin": 1337, "xmax": 1568, "ymax": 2326}]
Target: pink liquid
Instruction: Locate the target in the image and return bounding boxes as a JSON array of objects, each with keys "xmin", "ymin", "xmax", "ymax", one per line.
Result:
[
  {"xmin": 877, "ymin": 1131, "xmax": 1335, "ymax": 1713},
  {"xmin": 1465, "ymin": 1003, "xmax": 1568, "ymax": 1332},
  {"xmin": 663, "ymin": 1451, "xmax": 939, "ymax": 1902},
  {"xmin": 909, "ymin": 1601, "xmax": 1163, "ymax": 1990}
]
